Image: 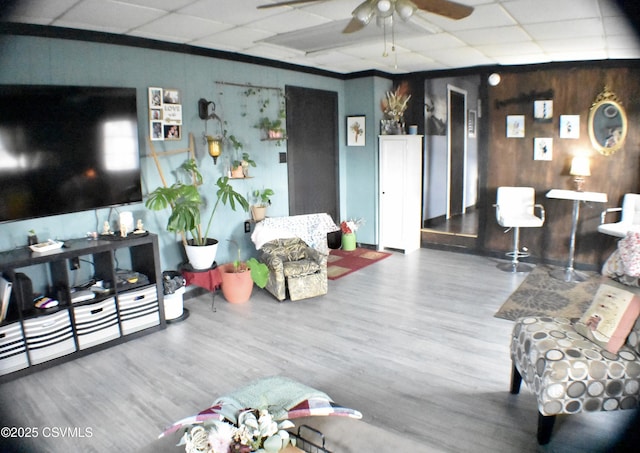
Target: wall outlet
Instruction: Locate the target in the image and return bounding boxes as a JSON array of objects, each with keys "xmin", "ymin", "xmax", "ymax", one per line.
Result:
[
  {"xmin": 244, "ymin": 221, "xmax": 251, "ymax": 233},
  {"xmin": 70, "ymin": 256, "xmax": 80, "ymax": 270}
]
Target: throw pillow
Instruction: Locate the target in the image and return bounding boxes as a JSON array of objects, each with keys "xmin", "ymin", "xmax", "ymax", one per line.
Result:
[
  {"xmin": 602, "ymin": 250, "xmax": 640, "ymax": 287},
  {"xmin": 574, "ymin": 281, "xmax": 640, "ymax": 354},
  {"xmin": 618, "ymin": 231, "xmax": 640, "ymax": 277}
]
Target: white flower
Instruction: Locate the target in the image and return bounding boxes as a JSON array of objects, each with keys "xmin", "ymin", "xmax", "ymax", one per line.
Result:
[{"xmin": 208, "ymin": 422, "xmax": 236, "ymax": 453}]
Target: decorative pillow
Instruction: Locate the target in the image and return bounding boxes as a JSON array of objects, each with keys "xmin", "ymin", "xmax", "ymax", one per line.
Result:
[
  {"xmin": 618, "ymin": 231, "xmax": 640, "ymax": 277},
  {"xmin": 602, "ymin": 250, "xmax": 640, "ymax": 287},
  {"xmin": 574, "ymin": 281, "xmax": 640, "ymax": 354}
]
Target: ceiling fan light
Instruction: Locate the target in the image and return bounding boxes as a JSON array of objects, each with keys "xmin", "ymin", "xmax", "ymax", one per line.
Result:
[
  {"xmin": 395, "ymin": 0, "xmax": 416, "ymax": 21},
  {"xmin": 353, "ymin": 1, "xmax": 375, "ymax": 24},
  {"xmin": 376, "ymin": 0, "xmax": 392, "ymax": 14}
]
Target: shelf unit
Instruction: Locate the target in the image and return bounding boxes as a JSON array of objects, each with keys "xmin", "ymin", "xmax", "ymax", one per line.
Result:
[{"xmin": 0, "ymin": 233, "xmax": 165, "ymax": 381}]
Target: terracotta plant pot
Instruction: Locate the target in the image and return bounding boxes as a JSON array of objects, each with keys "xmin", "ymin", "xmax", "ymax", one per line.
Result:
[
  {"xmin": 251, "ymin": 205, "xmax": 267, "ymax": 222},
  {"xmin": 231, "ymin": 166, "xmax": 244, "ymax": 178},
  {"xmin": 219, "ymin": 262, "xmax": 253, "ymax": 303}
]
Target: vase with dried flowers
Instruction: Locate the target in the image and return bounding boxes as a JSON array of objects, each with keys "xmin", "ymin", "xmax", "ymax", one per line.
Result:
[{"xmin": 380, "ymin": 81, "xmax": 411, "ymax": 135}]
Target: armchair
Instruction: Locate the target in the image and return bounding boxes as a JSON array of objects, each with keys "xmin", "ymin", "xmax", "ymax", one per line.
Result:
[
  {"xmin": 258, "ymin": 238, "xmax": 328, "ymax": 301},
  {"xmin": 598, "ymin": 193, "xmax": 640, "ymax": 238}
]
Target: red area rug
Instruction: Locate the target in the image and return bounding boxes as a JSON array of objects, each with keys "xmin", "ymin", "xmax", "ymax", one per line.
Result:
[{"xmin": 327, "ymin": 248, "xmax": 391, "ymax": 280}]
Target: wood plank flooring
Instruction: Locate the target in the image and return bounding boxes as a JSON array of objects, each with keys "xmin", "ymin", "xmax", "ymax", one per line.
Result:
[{"xmin": 0, "ymin": 249, "xmax": 636, "ymax": 452}]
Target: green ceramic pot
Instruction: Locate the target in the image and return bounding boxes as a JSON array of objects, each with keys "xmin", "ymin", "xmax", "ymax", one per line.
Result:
[{"xmin": 342, "ymin": 233, "xmax": 356, "ymax": 251}]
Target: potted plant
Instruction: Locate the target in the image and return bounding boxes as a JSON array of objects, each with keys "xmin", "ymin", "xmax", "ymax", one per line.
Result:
[
  {"xmin": 250, "ymin": 188, "xmax": 274, "ymax": 222},
  {"xmin": 255, "ymin": 117, "xmax": 286, "ymax": 142},
  {"xmin": 226, "ymin": 134, "xmax": 250, "ymax": 178},
  {"xmin": 232, "ymin": 152, "xmax": 256, "ymax": 178},
  {"xmin": 219, "ymin": 240, "xmax": 269, "ymax": 303},
  {"xmin": 145, "ymin": 158, "xmax": 249, "ymax": 270}
]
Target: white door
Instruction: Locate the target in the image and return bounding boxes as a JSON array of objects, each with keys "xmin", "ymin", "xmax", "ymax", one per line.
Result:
[{"xmin": 379, "ymin": 138, "xmax": 407, "ymax": 250}]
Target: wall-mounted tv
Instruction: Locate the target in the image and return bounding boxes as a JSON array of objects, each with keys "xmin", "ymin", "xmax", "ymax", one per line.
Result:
[{"xmin": 0, "ymin": 85, "xmax": 142, "ymax": 223}]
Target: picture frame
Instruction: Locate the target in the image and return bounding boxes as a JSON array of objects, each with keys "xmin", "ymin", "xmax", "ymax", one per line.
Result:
[
  {"xmin": 506, "ymin": 115, "xmax": 525, "ymax": 138},
  {"xmin": 148, "ymin": 87, "xmax": 183, "ymax": 141},
  {"xmin": 163, "ymin": 124, "xmax": 181, "ymax": 140},
  {"xmin": 347, "ymin": 115, "xmax": 365, "ymax": 146},
  {"xmin": 534, "ymin": 100, "xmax": 553, "ymax": 122},
  {"xmin": 468, "ymin": 110, "xmax": 477, "ymax": 138},
  {"xmin": 148, "ymin": 87, "xmax": 162, "ymax": 108},
  {"xmin": 534, "ymin": 137, "xmax": 553, "ymax": 161},
  {"xmin": 162, "ymin": 88, "xmax": 181, "ymax": 105},
  {"xmin": 559, "ymin": 115, "xmax": 580, "ymax": 139}
]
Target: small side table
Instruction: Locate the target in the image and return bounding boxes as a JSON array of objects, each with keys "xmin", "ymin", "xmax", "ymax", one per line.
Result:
[
  {"xmin": 181, "ymin": 263, "xmax": 222, "ymax": 292},
  {"xmin": 546, "ymin": 189, "xmax": 607, "ymax": 282}
]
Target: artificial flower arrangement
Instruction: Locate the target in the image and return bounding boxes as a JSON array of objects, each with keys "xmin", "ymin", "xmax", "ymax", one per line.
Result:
[
  {"xmin": 179, "ymin": 406, "xmax": 296, "ymax": 453},
  {"xmin": 340, "ymin": 218, "xmax": 365, "ymax": 234},
  {"xmin": 380, "ymin": 81, "xmax": 411, "ymax": 122}
]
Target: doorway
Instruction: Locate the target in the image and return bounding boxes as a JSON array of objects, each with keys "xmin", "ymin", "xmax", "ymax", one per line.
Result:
[
  {"xmin": 447, "ymin": 85, "xmax": 467, "ymax": 218},
  {"xmin": 285, "ymin": 86, "xmax": 339, "ymax": 221}
]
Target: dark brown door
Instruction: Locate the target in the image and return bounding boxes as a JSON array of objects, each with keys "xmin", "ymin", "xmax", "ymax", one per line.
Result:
[
  {"xmin": 285, "ymin": 85, "xmax": 339, "ymax": 221},
  {"xmin": 449, "ymin": 88, "xmax": 465, "ymax": 217}
]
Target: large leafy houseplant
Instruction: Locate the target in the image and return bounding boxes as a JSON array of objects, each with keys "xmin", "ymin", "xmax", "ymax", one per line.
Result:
[{"xmin": 145, "ymin": 158, "xmax": 249, "ymax": 247}]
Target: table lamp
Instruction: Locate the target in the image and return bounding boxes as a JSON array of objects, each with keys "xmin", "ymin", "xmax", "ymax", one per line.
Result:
[{"xmin": 570, "ymin": 155, "xmax": 590, "ymax": 191}]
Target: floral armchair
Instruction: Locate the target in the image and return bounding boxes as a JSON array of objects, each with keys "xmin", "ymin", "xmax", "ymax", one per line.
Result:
[{"xmin": 258, "ymin": 238, "xmax": 328, "ymax": 302}]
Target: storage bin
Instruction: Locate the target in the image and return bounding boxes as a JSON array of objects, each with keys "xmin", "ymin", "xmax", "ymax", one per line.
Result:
[
  {"xmin": 73, "ymin": 297, "xmax": 121, "ymax": 350},
  {"xmin": 118, "ymin": 285, "xmax": 160, "ymax": 335},
  {"xmin": 0, "ymin": 321, "xmax": 29, "ymax": 375},
  {"xmin": 23, "ymin": 310, "xmax": 76, "ymax": 365}
]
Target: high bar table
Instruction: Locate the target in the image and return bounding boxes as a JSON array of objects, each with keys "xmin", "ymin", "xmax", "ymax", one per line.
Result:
[{"xmin": 545, "ymin": 189, "xmax": 607, "ymax": 282}]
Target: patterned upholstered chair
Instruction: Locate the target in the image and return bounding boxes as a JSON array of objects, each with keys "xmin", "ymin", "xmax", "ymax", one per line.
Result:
[
  {"xmin": 510, "ymin": 316, "xmax": 640, "ymax": 444},
  {"xmin": 258, "ymin": 238, "xmax": 328, "ymax": 301}
]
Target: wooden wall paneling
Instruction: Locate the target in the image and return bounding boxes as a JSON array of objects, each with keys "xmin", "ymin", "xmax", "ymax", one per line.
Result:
[{"xmin": 483, "ymin": 65, "xmax": 640, "ymax": 269}]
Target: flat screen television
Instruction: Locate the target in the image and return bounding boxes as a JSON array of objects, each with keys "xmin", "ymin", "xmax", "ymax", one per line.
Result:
[{"xmin": 0, "ymin": 85, "xmax": 142, "ymax": 223}]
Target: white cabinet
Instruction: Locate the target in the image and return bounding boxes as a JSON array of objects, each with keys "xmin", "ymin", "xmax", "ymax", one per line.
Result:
[{"xmin": 378, "ymin": 135, "xmax": 423, "ymax": 254}]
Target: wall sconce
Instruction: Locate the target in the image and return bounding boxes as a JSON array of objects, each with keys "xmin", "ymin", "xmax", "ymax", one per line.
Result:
[
  {"xmin": 199, "ymin": 97, "xmax": 223, "ymax": 165},
  {"xmin": 570, "ymin": 155, "xmax": 591, "ymax": 191},
  {"xmin": 206, "ymin": 135, "xmax": 222, "ymax": 164}
]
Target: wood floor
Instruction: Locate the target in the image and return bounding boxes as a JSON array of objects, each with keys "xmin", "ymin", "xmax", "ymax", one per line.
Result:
[{"xmin": 0, "ymin": 249, "xmax": 636, "ymax": 452}]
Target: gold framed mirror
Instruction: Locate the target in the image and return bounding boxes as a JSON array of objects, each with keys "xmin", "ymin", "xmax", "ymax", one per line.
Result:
[{"xmin": 588, "ymin": 86, "xmax": 627, "ymax": 156}]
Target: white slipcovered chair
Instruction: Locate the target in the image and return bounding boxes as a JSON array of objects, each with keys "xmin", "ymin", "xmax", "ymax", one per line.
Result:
[
  {"xmin": 598, "ymin": 193, "xmax": 640, "ymax": 238},
  {"xmin": 495, "ymin": 186, "xmax": 545, "ymax": 273}
]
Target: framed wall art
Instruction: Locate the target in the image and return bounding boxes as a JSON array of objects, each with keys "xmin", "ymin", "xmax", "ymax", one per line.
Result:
[
  {"xmin": 347, "ymin": 115, "xmax": 365, "ymax": 146},
  {"xmin": 468, "ymin": 110, "xmax": 477, "ymax": 138},
  {"xmin": 534, "ymin": 137, "xmax": 553, "ymax": 161},
  {"xmin": 506, "ymin": 115, "xmax": 525, "ymax": 138},
  {"xmin": 148, "ymin": 87, "xmax": 183, "ymax": 141},
  {"xmin": 534, "ymin": 100, "xmax": 553, "ymax": 122},
  {"xmin": 559, "ymin": 115, "xmax": 580, "ymax": 139}
]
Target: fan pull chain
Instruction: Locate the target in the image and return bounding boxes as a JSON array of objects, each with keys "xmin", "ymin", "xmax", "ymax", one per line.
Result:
[
  {"xmin": 392, "ymin": 17, "xmax": 398, "ymax": 69},
  {"xmin": 382, "ymin": 21, "xmax": 388, "ymax": 57}
]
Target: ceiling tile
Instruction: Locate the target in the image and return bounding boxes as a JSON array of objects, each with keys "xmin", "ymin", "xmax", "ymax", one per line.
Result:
[
  {"xmin": 502, "ymin": 0, "xmax": 601, "ymax": 24},
  {"xmin": 53, "ymin": 0, "xmax": 166, "ymax": 33},
  {"xmin": 524, "ymin": 18, "xmax": 604, "ymax": 41},
  {"xmin": 8, "ymin": 0, "xmax": 79, "ymax": 25},
  {"xmin": 131, "ymin": 13, "xmax": 232, "ymax": 42},
  {"xmin": 194, "ymin": 26, "xmax": 273, "ymax": 51},
  {"xmin": 455, "ymin": 25, "xmax": 531, "ymax": 46}
]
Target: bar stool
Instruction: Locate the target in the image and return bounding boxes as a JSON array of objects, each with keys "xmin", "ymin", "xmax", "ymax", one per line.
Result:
[{"xmin": 495, "ymin": 186, "xmax": 545, "ymax": 272}]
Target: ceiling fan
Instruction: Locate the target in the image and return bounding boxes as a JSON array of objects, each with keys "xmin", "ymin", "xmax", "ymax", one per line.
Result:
[{"xmin": 257, "ymin": 0, "xmax": 474, "ymax": 34}]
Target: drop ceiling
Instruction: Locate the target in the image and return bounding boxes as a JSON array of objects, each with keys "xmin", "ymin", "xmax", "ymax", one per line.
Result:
[{"xmin": 4, "ymin": 0, "xmax": 640, "ymax": 75}]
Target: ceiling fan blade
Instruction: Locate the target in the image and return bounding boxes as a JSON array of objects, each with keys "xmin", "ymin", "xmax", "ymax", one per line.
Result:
[
  {"xmin": 412, "ymin": 0, "xmax": 474, "ymax": 20},
  {"xmin": 342, "ymin": 17, "xmax": 368, "ymax": 34},
  {"xmin": 257, "ymin": 0, "xmax": 325, "ymax": 9}
]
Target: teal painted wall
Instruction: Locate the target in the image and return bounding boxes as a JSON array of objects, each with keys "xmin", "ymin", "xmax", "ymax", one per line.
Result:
[
  {"xmin": 0, "ymin": 34, "xmax": 378, "ymax": 272},
  {"xmin": 342, "ymin": 76, "xmax": 393, "ymax": 245}
]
